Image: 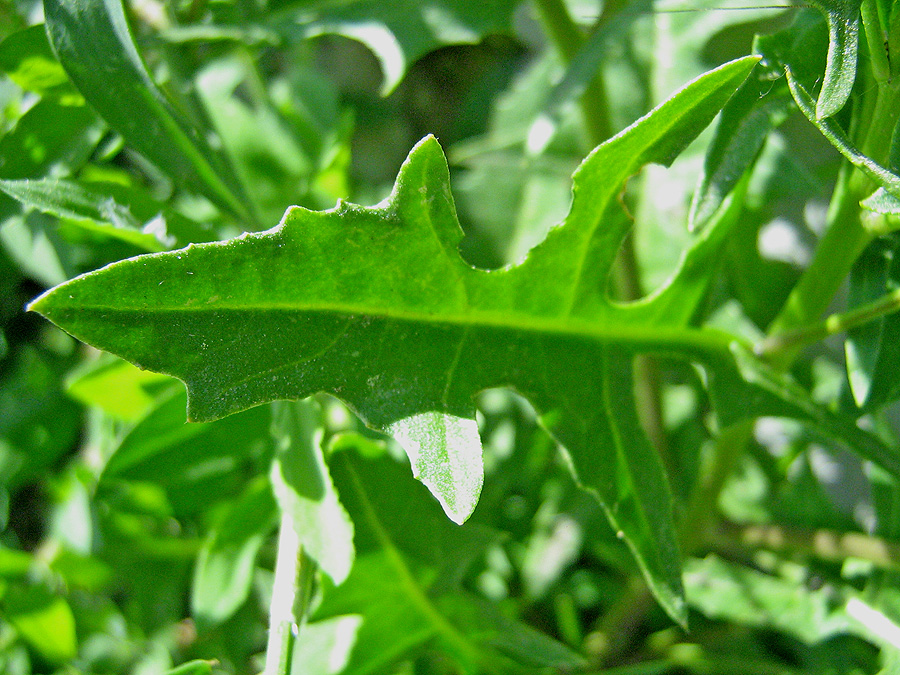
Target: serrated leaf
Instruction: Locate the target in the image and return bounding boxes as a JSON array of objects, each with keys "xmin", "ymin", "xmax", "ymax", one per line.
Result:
[
  {"xmin": 29, "ymin": 56, "xmax": 762, "ymax": 624},
  {"xmin": 43, "ymin": 0, "xmax": 253, "ymax": 223},
  {"xmin": 280, "ymin": 0, "xmax": 519, "ymax": 94},
  {"xmin": 806, "ymin": 0, "xmax": 863, "ymax": 118},
  {"xmin": 270, "ymin": 400, "xmax": 355, "ymax": 584}
]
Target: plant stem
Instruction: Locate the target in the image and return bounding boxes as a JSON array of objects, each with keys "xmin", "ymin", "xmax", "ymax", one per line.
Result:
[
  {"xmin": 758, "ymin": 286, "xmax": 900, "ymax": 358},
  {"xmin": 264, "ymin": 512, "xmax": 314, "ymax": 675}
]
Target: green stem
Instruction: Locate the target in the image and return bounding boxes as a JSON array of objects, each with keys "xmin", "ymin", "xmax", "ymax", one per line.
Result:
[
  {"xmin": 264, "ymin": 512, "xmax": 314, "ymax": 675},
  {"xmin": 759, "ymin": 287, "xmax": 900, "ymax": 358}
]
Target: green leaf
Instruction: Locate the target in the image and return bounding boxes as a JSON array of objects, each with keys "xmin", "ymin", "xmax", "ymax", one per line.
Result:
[
  {"xmin": 66, "ymin": 356, "xmax": 173, "ymax": 422},
  {"xmin": 846, "ymin": 234, "xmax": 900, "ymax": 409},
  {"xmin": 269, "ymin": 400, "xmax": 355, "ymax": 583},
  {"xmin": 806, "ymin": 0, "xmax": 863, "ymax": 118},
  {"xmin": 685, "ymin": 555, "xmax": 851, "ymax": 644},
  {"xmin": 191, "ymin": 475, "xmax": 277, "ymax": 625},
  {"xmin": 43, "ymin": 0, "xmax": 253, "ymax": 223},
  {"xmin": 688, "ymin": 68, "xmax": 792, "ymax": 230},
  {"xmin": 29, "ymin": 56, "xmax": 762, "ymax": 625},
  {"xmin": 278, "ymin": 0, "xmax": 520, "ymax": 94},
  {"xmin": 786, "ymin": 68, "xmax": 900, "ymax": 201},
  {"xmin": 0, "ymin": 24, "xmax": 75, "ymax": 99},
  {"xmin": 161, "ymin": 660, "xmax": 216, "ymax": 675},
  {"xmin": 0, "ymin": 178, "xmax": 168, "ymax": 252},
  {"xmin": 101, "ymin": 386, "xmax": 272, "ymax": 516},
  {"xmin": 2, "ymin": 584, "xmax": 78, "ymax": 663}
]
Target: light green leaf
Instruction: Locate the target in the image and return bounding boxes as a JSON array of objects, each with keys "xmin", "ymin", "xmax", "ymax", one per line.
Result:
[
  {"xmin": 0, "ymin": 24, "xmax": 74, "ymax": 99},
  {"xmin": 161, "ymin": 660, "xmax": 216, "ymax": 675},
  {"xmin": 280, "ymin": 0, "xmax": 519, "ymax": 94},
  {"xmin": 685, "ymin": 555, "xmax": 851, "ymax": 644},
  {"xmin": 66, "ymin": 356, "xmax": 174, "ymax": 422},
  {"xmin": 29, "ymin": 56, "xmax": 762, "ymax": 625},
  {"xmin": 270, "ymin": 400, "xmax": 355, "ymax": 584},
  {"xmin": 191, "ymin": 476, "xmax": 277, "ymax": 625},
  {"xmin": 807, "ymin": 0, "xmax": 863, "ymax": 118},
  {"xmin": 2, "ymin": 584, "xmax": 77, "ymax": 664},
  {"xmin": 0, "ymin": 178, "xmax": 168, "ymax": 252},
  {"xmin": 43, "ymin": 0, "xmax": 253, "ymax": 223}
]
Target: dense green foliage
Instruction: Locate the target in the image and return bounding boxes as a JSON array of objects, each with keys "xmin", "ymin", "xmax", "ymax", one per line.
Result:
[{"xmin": 2, "ymin": 0, "xmax": 900, "ymax": 673}]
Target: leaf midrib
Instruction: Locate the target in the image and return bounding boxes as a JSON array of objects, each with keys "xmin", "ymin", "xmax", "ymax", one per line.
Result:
[{"xmin": 40, "ymin": 300, "xmax": 739, "ymax": 358}]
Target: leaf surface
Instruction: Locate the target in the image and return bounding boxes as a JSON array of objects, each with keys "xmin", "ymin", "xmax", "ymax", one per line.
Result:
[
  {"xmin": 43, "ymin": 0, "xmax": 253, "ymax": 223},
  {"xmin": 806, "ymin": 0, "xmax": 863, "ymax": 118},
  {"xmin": 30, "ymin": 56, "xmax": 762, "ymax": 624}
]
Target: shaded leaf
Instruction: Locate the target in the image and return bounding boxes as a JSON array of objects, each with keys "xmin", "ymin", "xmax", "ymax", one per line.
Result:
[
  {"xmin": 278, "ymin": 0, "xmax": 520, "ymax": 94},
  {"xmin": 29, "ymin": 56, "xmax": 763, "ymax": 624},
  {"xmin": 43, "ymin": 0, "xmax": 254, "ymax": 223},
  {"xmin": 0, "ymin": 24, "xmax": 75, "ymax": 99},
  {"xmin": 162, "ymin": 660, "xmax": 216, "ymax": 675}
]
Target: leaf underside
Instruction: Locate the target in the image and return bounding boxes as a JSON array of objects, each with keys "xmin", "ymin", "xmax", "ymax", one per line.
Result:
[{"xmin": 30, "ymin": 56, "xmax": 764, "ymax": 625}]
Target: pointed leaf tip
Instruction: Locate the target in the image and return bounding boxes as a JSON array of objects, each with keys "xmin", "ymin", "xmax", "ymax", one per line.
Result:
[{"xmin": 387, "ymin": 412, "xmax": 483, "ymax": 525}]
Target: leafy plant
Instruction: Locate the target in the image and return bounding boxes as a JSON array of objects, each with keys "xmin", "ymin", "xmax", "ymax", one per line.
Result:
[{"xmin": 3, "ymin": 0, "xmax": 900, "ymax": 673}]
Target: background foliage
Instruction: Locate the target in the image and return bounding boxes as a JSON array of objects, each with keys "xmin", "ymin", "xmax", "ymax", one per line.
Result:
[{"xmin": 2, "ymin": 0, "xmax": 900, "ymax": 673}]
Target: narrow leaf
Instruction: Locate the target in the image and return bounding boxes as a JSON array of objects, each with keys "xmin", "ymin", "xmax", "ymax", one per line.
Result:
[
  {"xmin": 269, "ymin": 400, "xmax": 355, "ymax": 584},
  {"xmin": 786, "ymin": 68, "xmax": 900, "ymax": 200},
  {"xmin": 807, "ymin": 0, "xmax": 863, "ymax": 118},
  {"xmin": 43, "ymin": 0, "xmax": 253, "ymax": 223}
]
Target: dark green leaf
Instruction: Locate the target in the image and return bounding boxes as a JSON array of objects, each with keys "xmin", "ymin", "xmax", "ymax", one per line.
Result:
[
  {"xmin": 276, "ymin": 0, "xmax": 520, "ymax": 93},
  {"xmin": 43, "ymin": 0, "xmax": 254, "ymax": 223},
  {"xmin": 689, "ymin": 67, "xmax": 792, "ymax": 230},
  {"xmin": 29, "ymin": 56, "xmax": 762, "ymax": 624}
]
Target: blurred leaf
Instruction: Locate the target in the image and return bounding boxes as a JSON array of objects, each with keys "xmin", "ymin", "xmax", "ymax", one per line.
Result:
[
  {"xmin": 43, "ymin": 0, "xmax": 254, "ymax": 223},
  {"xmin": 270, "ymin": 400, "xmax": 355, "ymax": 585},
  {"xmin": 66, "ymin": 355, "xmax": 174, "ymax": 422},
  {"xmin": 806, "ymin": 0, "xmax": 862, "ymax": 118},
  {"xmin": 0, "ymin": 346, "xmax": 82, "ymax": 490},
  {"xmin": 0, "ymin": 24, "xmax": 75, "ymax": 99},
  {"xmin": 0, "ymin": 178, "xmax": 169, "ymax": 252},
  {"xmin": 0, "ymin": 99, "xmax": 102, "ymax": 180},
  {"xmin": 291, "ymin": 614, "xmax": 363, "ymax": 675},
  {"xmin": 2, "ymin": 584, "xmax": 78, "ymax": 663},
  {"xmin": 279, "ymin": 0, "xmax": 520, "ymax": 93},
  {"xmin": 846, "ymin": 234, "xmax": 900, "ymax": 409},
  {"xmin": 191, "ymin": 475, "xmax": 277, "ymax": 625},
  {"xmin": 101, "ymin": 387, "xmax": 272, "ymax": 516},
  {"xmin": 162, "ymin": 660, "xmax": 216, "ymax": 675},
  {"xmin": 28, "ymin": 56, "xmax": 767, "ymax": 625},
  {"xmin": 0, "ymin": 547, "xmax": 32, "ymax": 579},
  {"xmin": 685, "ymin": 555, "xmax": 851, "ymax": 643}
]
